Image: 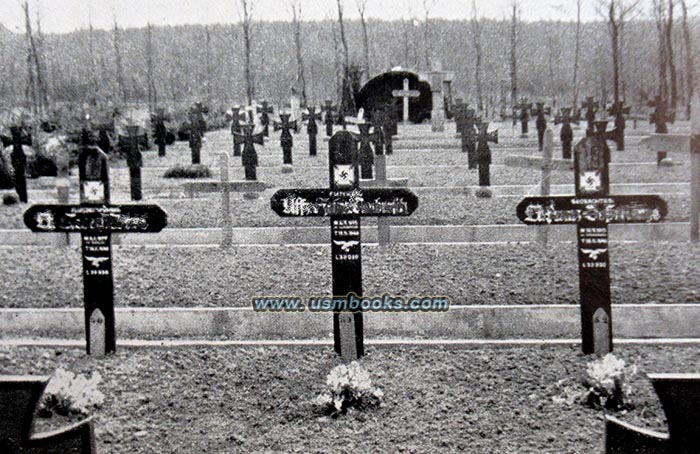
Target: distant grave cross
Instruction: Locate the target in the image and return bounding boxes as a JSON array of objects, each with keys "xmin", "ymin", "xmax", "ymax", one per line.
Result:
[
  {"xmin": 458, "ymin": 107, "xmax": 479, "ymax": 169},
  {"xmin": 257, "ymin": 101, "xmax": 274, "ymax": 137},
  {"xmin": 9, "ymin": 126, "xmax": 28, "ymax": 203},
  {"xmin": 475, "ymin": 121, "xmax": 498, "ymax": 187},
  {"xmin": 351, "ymin": 122, "xmax": 383, "ymax": 179},
  {"xmin": 607, "ymin": 101, "xmax": 630, "ymax": 150},
  {"xmin": 392, "ymin": 78, "xmax": 420, "ymax": 123},
  {"xmin": 605, "ymin": 374, "xmax": 700, "ymax": 454},
  {"xmin": 23, "ymin": 138, "xmax": 167, "ymax": 355},
  {"xmin": 582, "ymin": 96, "xmax": 599, "ymax": 133},
  {"xmin": 554, "ymin": 108, "xmax": 578, "ymax": 159},
  {"xmin": 274, "ymin": 113, "xmax": 298, "ymax": 166},
  {"xmin": 323, "ymin": 100, "xmax": 339, "ymax": 137},
  {"xmin": 230, "ymin": 106, "xmax": 243, "ymax": 157},
  {"xmin": 302, "ymin": 107, "xmax": 322, "ymax": 156},
  {"xmin": 515, "ymin": 99, "xmax": 532, "ymax": 135},
  {"xmin": 517, "ymin": 120, "xmax": 667, "ymax": 355},
  {"xmin": 233, "ymin": 123, "xmax": 265, "ymax": 180},
  {"xmin": 373, "ymin": 105, "xmax": 398, "ymax": 155},
  {"xmin": 0, "ymin": 376, "xmax": 95, "ymax": 453},
  {"xmin": 271, "ymin": 130, "xmax": 419, "ymax": 360}
]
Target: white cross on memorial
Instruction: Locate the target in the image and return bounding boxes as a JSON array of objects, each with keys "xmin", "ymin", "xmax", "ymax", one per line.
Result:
[{"xmin": 392, "ymin": 78, "xmax": 420, "ymax": 124}]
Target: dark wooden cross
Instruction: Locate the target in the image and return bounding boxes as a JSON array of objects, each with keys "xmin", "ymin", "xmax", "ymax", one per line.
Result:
[
  {"xmin": 23, "ymin": 144, "xmax": 167, "ymax": 356},
  {"xmin": 605, "ymin": 374, "xmax": 700, "ymax": 454},
  {"xmin": 302, "ymin": 107, "xmax": 322, "ymax": 156},
  {"xmin": 607, "ymin": 101, "xmax": 630, "ymax": 151},
  {"xmin": 515, "ymin": 98, "xmax": 532, "ymax": 135},
  {"xmin": 351, "ymin": 122, "xmax": 382, "ymax": 180},
  {"xmin": 257, "ymin": 101, "xmax": 274, "ymax": 137},
  {"xmin": 125, "ymin": 125, "xmax": 143, "ymax": 201},
  {"xmin": 392, "ymin": 77, "xmax": 420, "ymax": 123},
  {"xmin": 458, "ymin": 108, "xmax": 479, "ymax": 170},
  {"xmin": 230, "ymin": 106, "xmax": 243, "ymax": 157},
  {"xmin": 582, "ymin": 96, "xmax": 599, "ymax": 134},
  {"xmin": 9, "ymin": 126, "xmax": 28, "ymax": 203},
  {"xmin": 517, "ymin": 120, "xmax": 668, "ymax": 355},
  {"xmin": 453, "ymin": 99, "xmax": 468, "ymax": 135},
  {"xmin": 372, "ymin": 104, "xmax": 398, "ymax": 155},
  {"xmin": 475, "ymin": 121, "xmax": 498, "ymax": 188},
  {"xmin": 0, "ymin": 375, "xmax": 95, "ymax": 453},
  {"xmin": 534, "ymin": 103, "xmax": 549, "ymax": 151},
  {"xmin": 323, "ymin": 100, "xmax": 339, "ymax": 137},
  {"xmin": 152, "ymin": 108, "xmax": 169, "ymax": 157},
  {"xmin": 271, "ymin": 130, "xmax": 419, "ymax": 360},
  {"xmin": 554, "ymin": 108, "xmax": 579, "ymax": 159},
  {"xmin": 274, "ymin": 113, "xmax": 298, "ymax": 166},
  {"xmin": 233, "ymin": 123, "xmax": 265, "ymax": 180},
  {"xmin": 188, "ymin": 110, "xmax": 203, "ymax": 165}
]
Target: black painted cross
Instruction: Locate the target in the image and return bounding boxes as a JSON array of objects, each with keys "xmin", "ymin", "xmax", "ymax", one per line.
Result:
[
  {"xmin": 453, "ymin": 99, "xmax": 468, "ymax": 135},
  {"xmin": 9, "ymin": 126, "xmax": 28, "ymax": 203},
  {"xmin": 607, "ymin": 101, "xmax": 630, "ymax": 151},
  {"xmin": 23, "ymin": 144, "xmax": 167, "ymax": 356},
  {"xmin": 582, "ymin": 96, "xmax": 599, "ymax": 134},
  {"xmin": 233, "ymin": 124, "xmax": 265, "ymax": 180},
  {"xmin": 516, "ymin": 120, "xmax": 668, "ymax": 355},
  {"xmin": 554, "ymin": 108, "xmax": 579, "ymax": 159},
  {"xmin": 392, "ymin": 78, "xmax": 420, "ymax": 123},
  {"xmin": 274, "ymin": 114, "xmax": 298, "ymax": 166},
  {"xmin": 351, "ymin": 122, "xmax": 382, "ymax": 180},
  {"xmin": 257, "ymin": 101, "xmax": 274, "ymax": 137},
  {"xmin": 515, "ymin": 99, "xmax": 532, "ymax": 136},
  {"xmin": 648, "ymin": 95, "xmax": 674, "ymax": 164},
  {"xmin": 323, "ymin": 100, "xmax": 338, "ymax": 137},
  {"xmin": 373, "ymin": 105, "xmax": 398, "ymax": 155},
  {"xmin": 458, "ymin": 108, "xmax": 479, "ymax": 170},
  {"xmin": 230, "ymin": 106, "xmax": 243, "ymax": 157},
  {"xmin": 605, "ymin": 373, "xmax": 700, "ymax": 454},
  {"xmin": 535, "ymin": 103, "xmax": 549, "ymax": 151},
  {"xmin": 0, "ymin": 375, "xmax": 95, "ymax": 453},
  {"xmin": 270, "ymin": 130, "xmax": 419, "ymax": 360},
  {"xmin": 125, "ymin": 125, "xmax": 143, "ymax": 201},
  {"xmin": 475, "ymin": 121, "xmax": 498, "ymax": 189},
  {"xmin": 302, "ymin": 107, "xmax": 322, "ymax": 156}
]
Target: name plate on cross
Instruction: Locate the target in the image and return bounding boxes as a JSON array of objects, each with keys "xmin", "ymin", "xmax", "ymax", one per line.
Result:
[{"xmin": 270, "ymin": 130, "xmax": 419, "ymax": 360}]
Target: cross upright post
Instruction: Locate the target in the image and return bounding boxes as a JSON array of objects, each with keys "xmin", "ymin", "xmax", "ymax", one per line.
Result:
[
  {"xmin": 351, "ymin": 122, "xmax": 382, "ymax": 180},
  {"xmin": 9, "ymin": 126, "xmax": 28, "ymax": 203},
  {"xmin": 302, "ymin": 107, "xmax": 322, "ymax": 156},
  {"xmin": 582, "ymin": 97, "xmax": 599, "ymax": 135},
  {"xmin": 271, "ymin": 131, "xmax": 419, "ymax": 360},
  {"xmin": 554, "ymin": 108, "xmax": 578, "ymax": 159},
  {"xmin": 230, "ymin": 106, "xmax": 243, "ymax": 157},
  {"xmin": 323, "ymin": 100, "xmax": 338, "ymax": 137},
  {"xmin": 126, "ymin": 125, "xmax": 143, "ymax": 201},
  {"xmin": 475, "ymin": 121, "xmax": 498, "ymax": 189},
  {"xmin": 257, "ymin": 101, "xmax": 274, "ymax": 137}
]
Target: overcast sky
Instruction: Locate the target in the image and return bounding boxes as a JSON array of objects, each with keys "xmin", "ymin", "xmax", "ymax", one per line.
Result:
[{"xmin": 1, "ymin": 0, "xmax": 660, "ymax": 34}]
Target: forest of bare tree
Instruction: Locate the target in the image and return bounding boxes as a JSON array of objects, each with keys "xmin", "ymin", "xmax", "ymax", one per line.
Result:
[{"xmin": 0, "ymin": 11, "xmax": 698, "ymax": 119}]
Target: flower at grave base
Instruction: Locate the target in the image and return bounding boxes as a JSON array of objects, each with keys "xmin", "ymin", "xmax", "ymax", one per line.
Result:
[
  {"xmin": 315, "ymin": 361, "xmax": 383, "ymax": 416},
  {"xmin": 583, "ymin": 353, "xmax": 637, "ymax": 410},
  {"xmin": 41, "ymin": 368, "xmax": 105, "ymax": 416}
]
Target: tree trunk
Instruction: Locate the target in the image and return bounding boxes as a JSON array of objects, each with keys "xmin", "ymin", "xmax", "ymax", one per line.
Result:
[
  {"xmin": 113, "ymin": 20, "xmax": 128, "ymax": 106},
  {"xmin": 666, "ymin": 0, "xmax": 677, "ymax": 110},
  {"xmin": 292, "ymin": 2, "xmax": 307, "ymax": 106},
  {"xmin": 509, "ymin": 2, "xmax": 518, "ymax": 126},
  {"xmin": 471, "ymin": 0, "xmax": 483, "ymax": 113},
  {"xmin": 146, "ymin": 23, "xmax": 156, "ymax": 111},
  {"xmin": 572, "ymin": 0, "xmax": 581, "ymax": 106},
  {"xmin": 609, "ymin": 2, "xmax": 621, "ymax": 103},
  {"xmin": 680, "ymin": 0, "xmax": 694, "ymax": 119}
]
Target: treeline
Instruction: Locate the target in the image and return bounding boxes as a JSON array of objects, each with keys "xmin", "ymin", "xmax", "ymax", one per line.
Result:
[{"xmin": 0, "ymin": 16, "xmax": 698, "ymax": 116}]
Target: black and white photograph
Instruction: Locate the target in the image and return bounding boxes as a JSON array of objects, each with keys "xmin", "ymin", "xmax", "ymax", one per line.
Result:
[{"xmin": 0, "ymin": 0, "xmax": 699, "ymax": 452}]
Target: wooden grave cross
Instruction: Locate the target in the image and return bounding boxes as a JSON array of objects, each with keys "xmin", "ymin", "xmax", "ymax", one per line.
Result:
[
  {"xmin": 271, "ymin": 130, "xmax": 419, "ymax": 360},
  {"xmin": 323, "ymin": 100, "xmax": 339, "ymax": 137},
  {"xmin": 274, "ymin": 113, "xmax": 298, "ymax": 167},
  {"xmin": 534, "ymin": 103, "xmax": 549, "ymax": 151},
  {"xmin": 605, "ymin": 374, "xmax": 700, "ymax": 454},
  {"xmin": 516, "ymin": 120, "xmax": 668, "ymax": 355},
  {"xmin": 639, "ymin": 95, "xmax": 700, "ymax": 239},
  {"xmin": 257, "ymin": 101, "xmax": 274, "ymax": 137},
  {"xmin": 391, "ymin": 78, "xmax": 420, "ymax": 123},
  {"xmin": 554, "ymin": 107, "xmax": 579, "ymax": 160},
  {"xmin": 302, "ymin": 107, "xmax": 322, "ymax": 156},
  {"xmin": 458, "ymin": 108, "xmax": 479, "ymax": 170},
  {"xmin": 0, "ymin": 375, "xmax": 95, "ymax": 453},
  {"xmin": 230, "ymin": 106, "xmax": 243, "ymax": 157},
  {"xmin": 23, "ymin": 144, "xmax": 167, "ymax": 356},
  {"xmin": 515, "ymin": 99, "xmax": 532, "ymax": 135},
  {"xmin": 351, "ymin": 122, "xmax": 383, "ymax": 180},
  {"xmin": 233, "ymin": 123, "xmax": 265, "ymax": 180},
  {"xmin": 581, "ymin": 96, "xmax": 599, "ymax": 133},
  {"xmin": 9, "ymin": 126, "xmax": 28, "ymax": 203},
  {"xmin": 125, "ymin": 125, "xmax": 143, "ymax": 201},
  {"xmin": 605, "ymin": 101, "xmax": 629, "ymax": 151},
  {"xmin": 475, "ymin": 121, "xmax": 498, "ymax": 188},
  {"xmin": 373, "ymin": 105, "xmax": 398, "ymax": 155}
]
